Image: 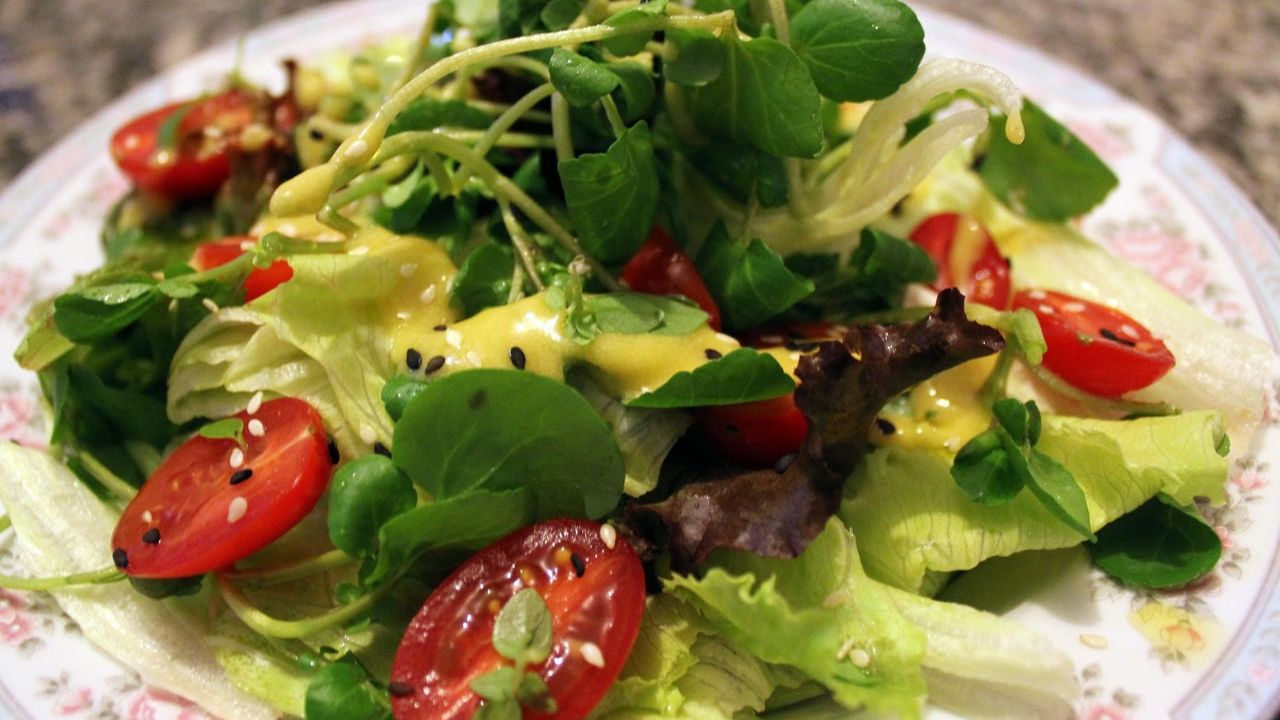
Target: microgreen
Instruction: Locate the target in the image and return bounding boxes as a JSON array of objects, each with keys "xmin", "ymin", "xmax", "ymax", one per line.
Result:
[
  {"xmin": 558, "ymin": 122, "xmax": 661, "ymax": 265},
  {"xmin": 790, "ymin": 0, "xmax": 925, "ymax": 102},
  {"xmin": 697, "ymin": 223, "xmax": 814, "ymax": 331},
  {"xmin": 470, "ymin": 588, "xmax": 559, "ymax": 717},
  {"xmin": 627, "ymin": 348, "xmax": 795, "ymax": 408},
  {"xmin": 1088, "ymin": 494, "xmax": 1222, "ymax": 588},
  {"xmin": 951, "ymin": 399, "xmax": 1095, "ymax": 540},
  {"xmin": 197, "ymin": 418, "xmax": 245, "ymax": 446}
]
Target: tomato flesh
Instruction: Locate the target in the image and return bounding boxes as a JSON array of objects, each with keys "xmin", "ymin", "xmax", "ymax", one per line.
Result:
[
  {"xmin": 1013, "ymin": 289, "xmax": 1175, "ymax": 397},
  {"xmin": 111, "ymin": 397, "xmax": 333, "ymax": 578},
  {"xmin": 909, "ymin": 213, "xmax": 1011, "ymax": 309},
  {"xmin": 621, "ymin": 227, "xmax": 722, "ymax": 330},
  {"xmin": 110, "ymin": 90, "xmax": 259, "ymax": 201},
  {"xmin": 698, "ymin": 394, "xmax": 809, "ymax": 469},
  {"xmin": 192, "ymin": 237, "xmax": 294, "ymax": 301},
  {"xmin": 390, "ymin": 519, "xmax": 646, "ymax": 720}
]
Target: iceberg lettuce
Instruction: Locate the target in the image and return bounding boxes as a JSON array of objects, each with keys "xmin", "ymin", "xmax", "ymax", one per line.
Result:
[{"xmin": 842, "ymin": 412, "xmax": 1228, "ymax": 591}]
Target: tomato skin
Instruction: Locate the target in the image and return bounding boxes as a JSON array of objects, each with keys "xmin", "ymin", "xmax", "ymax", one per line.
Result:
[
  {"xmin": 698, "ymin": 394, "xmax": 809, "ymax": 469},
  {"xmin": 111, "ymin": 398, "xmax": 333, "ymax": 579},
  {"xmin": 110, "ymin": 90, "xmax": 259, "ymax": 201},
  {"xmin": 621, "ymin": 227, "xmax": 722, "ymax": 330},
  {"xmin": 1013, "ymin": 289, "xmax": 1176, "ymax": 397},
  {"xmin": 191, "ymin": 237, "xmax": 294, "ymax": 301},
  {"xmin": 390, "ymin": 519, "xmax": 646, "ymax": 720},
  {"xmin": 909, "ymin": 213, "xmax": 1011, "ymax": 309}
]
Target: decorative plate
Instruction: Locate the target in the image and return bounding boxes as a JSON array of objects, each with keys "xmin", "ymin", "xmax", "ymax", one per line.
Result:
[{"xmin": 1, "ymin": 2, "xmax": 1277, "ymax": 718}]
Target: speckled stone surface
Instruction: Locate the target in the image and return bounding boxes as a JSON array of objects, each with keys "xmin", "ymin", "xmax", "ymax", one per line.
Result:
[{"xmin": 0, "ymin": 0, "xmax": 1276, "ymax": 225}]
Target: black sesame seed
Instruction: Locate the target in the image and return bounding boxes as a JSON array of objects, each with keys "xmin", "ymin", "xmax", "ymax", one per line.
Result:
[
  {"xmin": 230, "ymin": 468, "xmax": 254, "ymax": 485},
  {"xmin": 142, "ymin": 528, "xmax": 161, "ymax": 545},
  {"xmin": 1099, "ymin": 327, "xmax": 1137, "ymax": 347},
  {"xmin": 704, "ymin": 348, "xmax": 722, "ymax": 360},
  {"xmin": 308, "ymin": 128, "xmax": 325, "ymax": 141},
  {"xmin": 388, "ymin": 681, "xmax": 414, "ymax": 698},
  {"xmin": 570, "ymin": 553, "xmax": 586, "ymax": 578},
  {"xmin": 774, "ymin": 452, "xmax": 796, "ymax": 474},
  {"xmin": 406, "ymin": 348, "xmax": 423, "ymax": 371},
  {"xmin": 374, "ymin": 442, "xmax": 391, "ymax": 457},
  {"xmin": 433, "ymin": 324, "xmax": 448, "ymax": 332},
  {"xmin": 327, "ymin": 438, "xmax": 341, "ymax": 464},
  {"xmin": 509, "ymin": 346, "xmax": 527, "ymax": 370},
  {"xmin": 875, "ymin": 418, "xmax": 897, "ymax": 435},
  {"xmin": 112, "ymin": 549, "xmax": 129, "ymax": 569},
  {"xmin": 425, "ymin": 355, "xmax": 446, "ymax": 374}
]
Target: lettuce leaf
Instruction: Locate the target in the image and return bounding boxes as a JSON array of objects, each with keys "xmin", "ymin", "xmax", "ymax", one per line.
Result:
[
  {"xmin": 0, "ymin": 443, "xmax": 278, "ymax": 720},
  {"xmin": 665, "ymin": 519, "xmax": 1078, "ymax": 719},
  {"xmin": 169, "ymin": 253, "xmax": 401, "ymax": 459},
  {"xmin": 591, "ymin": 594, "xmax": 797, "ymax": 719},
  {"xmin": 842, "ymin": 411, "xmax": 1228, "ymax": 591}
]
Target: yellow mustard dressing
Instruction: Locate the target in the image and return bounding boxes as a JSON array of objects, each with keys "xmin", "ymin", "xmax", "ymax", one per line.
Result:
[
  {"xmin": 876, "ymin": 354, "xmax": 996, "ymax": 452},
  {"xmin": 406, "ymin": 294, "xmax": 742, "ymax": 399}
]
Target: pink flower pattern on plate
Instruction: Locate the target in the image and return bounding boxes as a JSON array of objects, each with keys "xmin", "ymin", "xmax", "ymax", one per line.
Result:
[
  {"xmin": 0, "ymin": 264, "xmax": 30, "ymax": 320},
  {"xmin": 52, "ymin": 686, "xmax": 92, "ymax": 715},
  {"xmin": 1106, "ymin": 226, "xmax": 1211, "ymax": 297},
  {"xmin": 0, "ymin": 589, "xmax": 36, "ymax": 646},
  {"xmin": 0, "ymin": 389, "xmax": 45, "ymax": 447}
]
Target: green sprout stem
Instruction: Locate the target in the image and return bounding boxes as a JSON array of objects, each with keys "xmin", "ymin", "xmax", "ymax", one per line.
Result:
[
  {"xmin": 600, "ymin": 95, "xmax": 627, "ymax": 137},
  {"xmin": 551, "ymin": 92, "xmax": 575, "ymax": 164},
  {"xmin": 0, "ymin": 566, "xmax": 124, "ymax": 592},
  {"xmin": 224, "ymin": 549, "xmax": 356, "ymax": 588},
  {"xmin": 75, "ymin": 450, "xmax": 138, "ymax": 501},
  {"xmin": 216, "ymin": 572, "xmax": 396, "ymax": 639}
]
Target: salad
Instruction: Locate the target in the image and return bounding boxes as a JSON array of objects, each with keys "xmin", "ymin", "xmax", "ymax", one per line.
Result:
[{"xmin": 0, "ymin": 0, "xmax": 1271, "ymax": 719}]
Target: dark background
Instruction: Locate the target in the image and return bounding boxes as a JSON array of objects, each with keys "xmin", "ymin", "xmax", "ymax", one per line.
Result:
[{"xmin": 0, "ymin": 0, "xmax": 1276, "ymax": 224}]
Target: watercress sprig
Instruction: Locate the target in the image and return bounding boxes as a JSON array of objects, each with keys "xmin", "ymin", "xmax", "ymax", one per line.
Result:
[{"xmin": 470, "ymin": 588, "xmax": 558, "ymax": 718}]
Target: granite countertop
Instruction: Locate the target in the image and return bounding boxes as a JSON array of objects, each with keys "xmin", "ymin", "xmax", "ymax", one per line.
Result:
[{"xmin": 0, "ymin": 0, "xmax": 1276, "ymax": 225}]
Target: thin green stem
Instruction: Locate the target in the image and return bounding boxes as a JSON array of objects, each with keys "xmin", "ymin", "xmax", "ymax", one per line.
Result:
[
  {"xmin": 305, "ymin": 115, "xmax": 358, "ymax": 141},
  {"xmin": 421, "ymin": 152, "xmax": 455, "ymax": 196},
  {"xmin": 216, "ymin": 572, "xmax": 397, "ymax": 640},
  {"xmin": 225, "ymin": 549, "xmax": 355, "ymax": 588},
  {"xmin": 767, "ymin": 0, "xmax": 791, "ymax": 45},
  {"xmin": 600, "ymin": 95, "xmax": 627, "ymax": 137},
  {"xmin": 443, "ymin": 130, "xmax": 558, "ymax": 149},
  {"xmin": 507, "ymin": 260, "xmax": 528, "ymax": 303},
  {"xmin": 0, "ymin": 514, "xmax": 10, "ymax": 534},
  {"xmin": 75, "ymin": 451, "xmax": 138, "ymax": 501},
  {"xmin": 499, "ymin": 199, "xmax": 548, "ymax": 292},
  {"xmin": 454, "ymin": 84, "xmax": 557, "ymax": 189},
  {"xmin": 551, "ymin": 93, "xmax": 575, "ymax": 164},
  {"xmin": 0, "ymin": 566, "xmax": 124, "ymax": 592},
  {"xmin": 327, "ymin": 155, "xmax": 416, "ymax": 209},
  {"xmin": 392, "ymin": 2, "xmax": 441, "ymax": 91},
  {"xmin": 375, "ymin": 132, "xmax": 621, "ymax": 289},
  {"xmin": 979, "ymin": 346, "xmax": 1016, "ymax": 408},
  {"xmin": 468, "ymin": 99, "xmax": 553, "ymax": 124}
]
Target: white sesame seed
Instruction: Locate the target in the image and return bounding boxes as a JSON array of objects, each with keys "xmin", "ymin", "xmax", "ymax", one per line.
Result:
[
  {"xmin": 1063, "ymin": 302, "xmax": 1087, "ymax": 313},
  {"xmin": 600, "ymin": 523, "xmax": 617, "ymax": 550},
  {"xmin": 835, "ymin": 637, "xmax": 857, "ymax": 660},
  {"xmin": 349, "ymin": 246, "xmax": 369, "ymax": 256},
  {"xmin": 202, "ymin": 298, "xmax": 220, "ymax": 313},
  {"xmin": 227, "ymin": 497, "xmax": 248, "ymax": 524},
  {"xmin": 396, "ymin": 310, "xmax": 412, "ymax": 320},
  {"xmin": 420, "ymin": 285, "xmax": 438, "ymax": 304},
  {"xmin": 168, "ymin": 299, "xmax": 178, "ymax": 313},
  {"xmin": 1079, "ymin": 633, "xmax": 1109, "ymax": 650},
  {"xmin": 445, "ymin": 277, "xmax": 455, "ymax": 294},
  {"xmin": 247, "ymin": 391, "xmax": 264, "ymax": 416},
  {"xmin": 466, "ymin": 351, "xmax": 483, "ymax": 366},
  {"xmin": 1120, "ymin": 324, "xmax": 1141, "ymax": 339},
  {"xmin": 848, "ymin": 648, "xmax": 871, "ymax": 668},
  {"xmin": 1038, "ymin": 304, "xmax": 1055, "ymax": 315},
  {"xmin": 229, "ymin": 448, "xmax": 245, "ymax": 469},
  {"xmin": 400, "ymin": 263, "xmax": 419, "ymax": 278},
  {"xmin": 1027, "ymin": 290, "xmax": 1047, "ymax": 300},
  {"xmin": 248, "ymin": 419, "xmax": 265, "ymax": 437},
  {"xmin": 445, "ymin": 329, "xmax": 463, "ymax": 348},
  {"xmin": 715, "ymin": 333, "xmax": 737, "ymax": 345},
  {"xmin": 580, "ymin": 642, "xmax": 606, "ymax": 668},
  {"xmin": 569, "ymin": 257, "xmax": 591, "ymax": 276},
  {"xmin": 359, "ymin": 424, "xmax": 377, "ymax": 445},
  {"xmin": 239, "ymin": 239, "xmax": 256, "ymax": 251},
  {"xmin": 142, "ymin": 511, "xmax": 153, "ymax": 524},
  {"xmin": 343, "ymin": 139, "xmax": 369, "ymax": 160}
]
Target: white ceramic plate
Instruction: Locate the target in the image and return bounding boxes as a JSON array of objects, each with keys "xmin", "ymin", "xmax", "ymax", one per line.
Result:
[{"xmin": 2, "ymin": 2, "xmax": 1279, "ymax": 718}]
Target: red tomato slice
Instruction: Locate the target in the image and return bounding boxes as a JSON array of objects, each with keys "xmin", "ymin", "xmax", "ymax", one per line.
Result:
[
  {"xmin": 110, "ymin": 89, "xmax": 260, "ymax": 201},
  {"xmin": 192, "ymin": 237, "xmax": 294, "ymax": 301},
  {"xmin": 111, "ymin": 397, "xmax": 333, "ymax": 578},
  {"xmin": 390, "ymin": 519, "xmax": 645, "ymax": 720},
  {"xmin": 621, "ymin": 227, "xmax": 722, "ymax": 330},
  {"xmin": 1013, "ymin": 289, "xmax": 1175, "ymax": 397},
  {"xmin": 697, "ymin": 394, "xmax": 809, "ymax": 469},
  {"xmin": 909, "ymin": 213, "xmax": 1011, "ymax": 309}
]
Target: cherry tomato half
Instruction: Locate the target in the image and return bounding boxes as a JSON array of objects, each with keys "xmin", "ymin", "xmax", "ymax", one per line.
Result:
[
  {"xmin": 909, "ymin": 213, "xmax": 1011, "ymax": 309},
  {"xmin": 698, "ymin": 394, "xmax": 809, "ymax": 469},
  {"xmin": 192, "ymin": 237, "xmax": 294, "ymax": 301},
  {"xmin": 390, "ymin": 519, "xmax": 645, "ymax": 720},
  {"xmin": 111, "ymin": 397, "xmax": 333, "ymax": 578},
  {"xmin": 1013, "ymin": 289, "xmax": 1175, "ymax": 397},
  {"xmin": 621, "ymin": 227, "xmax": 722, "ymax": 330},
  {"xmin": 110, "ymin": 89, "xmax": 259, "ymax": 201}
]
